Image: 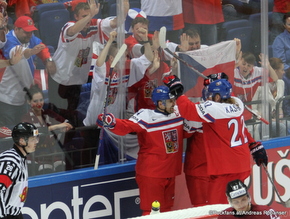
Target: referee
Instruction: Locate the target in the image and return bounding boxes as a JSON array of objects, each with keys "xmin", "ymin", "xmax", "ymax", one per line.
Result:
[{"xmin": 0, "ymin": 122, "xmax": 39, "ymax": 219}]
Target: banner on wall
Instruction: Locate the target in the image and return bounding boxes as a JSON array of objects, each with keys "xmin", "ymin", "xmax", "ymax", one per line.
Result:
[{"xmin": 22, "ymin": 140, "xmax": 290, "ymax": 219}]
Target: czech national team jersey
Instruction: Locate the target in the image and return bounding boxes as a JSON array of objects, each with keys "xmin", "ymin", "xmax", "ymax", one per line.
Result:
[
  {"xmin": 233, "ymin": 66, "xmax": 271, "ymax": 120},
  {"xmin": 177, "ymin": 96, "xmax": 251, "ymax": 175},
  {"xmin": 83, "ymin": 54, "xmax": 152, "ymax": 126},
  {"xmin": 110, "ymin": 107, "xmax": 184, "ymax": 178},
  {"xmin": 52, "ymin": 18, "xmax": 112, "ymax": 85},
  {"xmin": 183, "ymin": 120, "xmax": 208, "ymax": 176},
  {"xmin": 127, "ymin": 61, "xmax": 171, "ymax": 113}
]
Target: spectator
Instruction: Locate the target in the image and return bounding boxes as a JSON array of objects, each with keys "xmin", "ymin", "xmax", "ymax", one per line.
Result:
[
  {"xmin": 7, "ymin": 0, "xmax": 37, "ymax": 18},
  {"xmin": 125, "ymin": 16, "xmax": 152, "ymax": 59},
  {"xmin": 233, "ymin": 52, "xmax": 278, "ymax": 121},
  {"xmin": 22, "ymin": 85, "xmax": 73, "ymax": 174},
  {"xmin": 127, "ymin": 51, "xmax": 170, "ymax": 112},
  {"xmin": 0, "ymin": 16, "xmax": 56, "ymax": 128},
  {"xmin": 140, "ymin": 0, "xmax": 184, "ymax": 44},
  {"xmin": 0, "ymin": 3, "xmax": 8, "ymax": 43},
  {"xmin": 49, "ymin": 0, "xmax": 129, "ymax": 126},
  {"xmin": 222, "ymin": 0, "xmax": 262, "ymax": 20},
  {"xmin": 97, "ymin": 85, "xmax": 185, "ymax": 215},
  {"xmin": 272, "ymin": 13, "xmax": 290, "ymax": 73},
  {"xmin": 84, "ymin": 29, "xmax": 153, "ymax": 126},
  {"xmin": 0, "ymin": 44, "xmax": 22, "ymax": 67},
  {"xmin": 124, "ymin": 16, "xmax": 172, "ymax": 112},
  {"xmin": 165, "ymin": 28, "xmax": 208, "ymax": 55},
  {"xmin": 182, "ymin": 0, "xmax": 224, "ymax": 46},
  {"xmin": 283, "ymin": 65, "xmax": 290, "ymax": 118},
  {"xmin": 252, "ymin": 57, "xmax": 287, "ymax": 138},
  {"xmin": 83, "ymin": 29, "xmax": 153, "ymax": 162},
  {"xmin": 164, "ymin": 76, "xmax": 268, "ymax": 204},
  {"xmin": 127, "ymin": 35, "xmax": 171, "ymax": 116},
  {"xmin": 218, "ymin": 179, "xmax": 281, "ymax": 218},
  {"xmin": 270, "ymin": 0, "xmax": 290, "ymax": 44},
  {"xmin": 0, "ymin": 122, "xmax": 39, "ymax": 218}
]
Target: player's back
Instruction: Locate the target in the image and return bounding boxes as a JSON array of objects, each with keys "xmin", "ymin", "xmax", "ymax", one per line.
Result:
[{"xmin": 200, "ymin": 97, "xmax": 251, "ymax": 175}]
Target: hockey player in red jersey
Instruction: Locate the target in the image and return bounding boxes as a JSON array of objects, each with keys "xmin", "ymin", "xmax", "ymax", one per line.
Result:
[
  {"xmin": 183, "ymin": 73, "xmax": 266, "ymax": 207},
  {"xmin": 218, "ymin": 179, "xmax": 281, "ymax": 218},
  {"xmin": 164, "ymin": 75, "xmax": 268, "ymax": 205},
  {"xmin": 97, "ymin": 85, "xmax": 184, "ymax": 215},
  {"xmin": 183, "ymin": 73, "xmax": 229, "ymax": 207}
]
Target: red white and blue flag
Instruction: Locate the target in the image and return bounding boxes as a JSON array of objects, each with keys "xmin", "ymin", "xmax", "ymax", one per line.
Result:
[{"xmin": 177, "ymin": 40, "xmax": 236, "ymax": 98}]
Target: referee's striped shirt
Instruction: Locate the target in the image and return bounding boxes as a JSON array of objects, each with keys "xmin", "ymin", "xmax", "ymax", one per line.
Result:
[{"xmin": 0, "ymin": 145, "xmax": 28, "ymax": 217}]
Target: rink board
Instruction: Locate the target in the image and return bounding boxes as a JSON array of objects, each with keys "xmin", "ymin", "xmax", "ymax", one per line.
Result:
[{"xmin": 22, "ymin": 137, "xmax": 290, "ymax": 219}]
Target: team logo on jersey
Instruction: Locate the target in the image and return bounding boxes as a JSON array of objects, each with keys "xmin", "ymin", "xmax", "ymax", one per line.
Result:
[
  {"xmin": 107, "ymin": 87, "xmax": 118, "ymax": 105},
  {"xmin": 144, "ymin": 80, "xmax": 155, "ymax": 99},
  {"xmin": 19, "ymin": 187, "xmax": 28, "ymax": 202},
  {"xmin": 75, "ymin": 47, "xmax": 91, "ymax": 67},
  {"xmin": 163, "ymin": 129, "xmax": 178, "ymax": 153}
]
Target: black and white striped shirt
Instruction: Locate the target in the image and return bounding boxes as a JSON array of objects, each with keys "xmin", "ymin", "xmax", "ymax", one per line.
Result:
[{"xmin": 0, "ymin": 145, "xmax": 28, "ymax": 217}]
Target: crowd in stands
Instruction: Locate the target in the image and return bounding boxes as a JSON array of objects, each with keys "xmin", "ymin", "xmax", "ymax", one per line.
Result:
[{"xmin": 0, "ymin": 0, "xmax": 288, "ymax": 172}]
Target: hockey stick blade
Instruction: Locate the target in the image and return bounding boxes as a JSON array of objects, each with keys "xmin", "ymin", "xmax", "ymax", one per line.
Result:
[
  {"xmin": 110, "ymin": 44, "xmax": 127, "ymax": 68},
  {"xmin": 244, "ymin": 105, "xmax": 269, "ymax": 125},
  {"xmin": 262, "ymin": 163, "xmax": 290, "ymax": 207},
  {"xmin": 159, "ymin": 26, "xmax": 167, "ymax": 50},
  {"xmin": 159, "ymin": 26, "xmax": 208, "ymax": 79},
  {"xmin": 104, "ymin": 43, "xmax": 128, "ymax": 111}
]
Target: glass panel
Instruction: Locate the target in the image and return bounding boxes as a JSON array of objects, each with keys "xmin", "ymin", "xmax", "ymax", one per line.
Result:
[{"xmin": 0, "ymin": 0, "xmax": 286, "ymax": 177}]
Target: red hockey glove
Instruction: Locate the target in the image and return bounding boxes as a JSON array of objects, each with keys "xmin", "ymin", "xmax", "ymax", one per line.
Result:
[
  {"xmin": 249, "ymin": 141, "xmax": 268, "ymax": 166},
  {"xmin": 97, "ymin": 113, "xmax": 116, "ymax": 129},
  {"xmin": 163, "ymin": 75, "xmax": 184, "ymax": 98}
]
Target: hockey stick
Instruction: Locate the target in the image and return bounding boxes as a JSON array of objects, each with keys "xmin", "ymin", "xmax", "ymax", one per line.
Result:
[
  {"xmin": 96, "ymin": 43, "xmax": 127, "ymax": 169},
  {"xmin": 159, "ymin": 26, "xmax": 208, "ymax": 79},
  {"xmin": 262, "ymin": 163, "xmax": 290, "ymax": 207},
  {"xmin": 102, "ymin": 43, "xmax": 127, "ymax": 121},
  {"xmin": 244, "ymin": 105, "xmax": 269, "ymax": 125}
]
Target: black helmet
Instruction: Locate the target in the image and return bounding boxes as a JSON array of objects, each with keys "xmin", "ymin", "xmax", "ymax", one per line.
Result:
[
  {"xmin": 12, "ymin": 122, "xmax": 38, "ymax": 145},
  {"xmin": 226, "ymin": 179, "xmax": 249, "ymax": 200},
  {"xmin": 202, "ymin": 72, "xmax": 229, "ymax": 101},
  {"xmin": 203, "ymin": 72, "xmax": 229, "ymax": 86}
]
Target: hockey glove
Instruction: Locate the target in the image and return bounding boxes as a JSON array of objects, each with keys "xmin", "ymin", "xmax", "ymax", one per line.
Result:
[
  {"xmin": 163, "ymin": 75, "xmax": 184, "ymax": 98},
  {"xmin": 97, "ymin": 113, "xmax": 116, "ymax": 129},
  {"xmin": 249, "ymin": 141, "xmax": 268, "ymax": 166}
]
